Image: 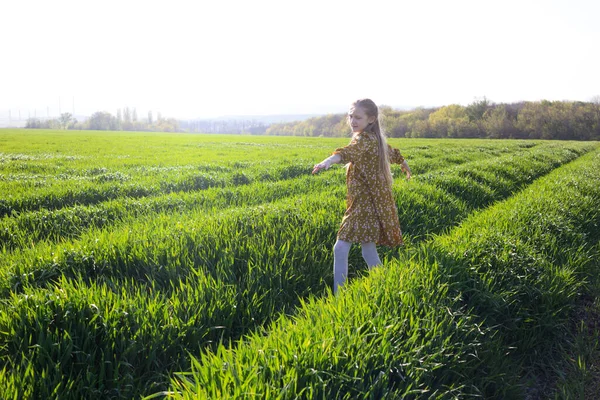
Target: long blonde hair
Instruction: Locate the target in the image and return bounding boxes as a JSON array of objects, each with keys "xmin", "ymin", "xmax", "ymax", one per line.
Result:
[{"xmin": 349, "ymin": 99, "xmax": 393, "ymax": 186}]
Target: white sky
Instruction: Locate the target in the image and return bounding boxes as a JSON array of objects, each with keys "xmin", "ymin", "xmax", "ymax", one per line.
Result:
[{"xmin": 1, "ymin": 0, "xmax": 599, "ymax": 119}]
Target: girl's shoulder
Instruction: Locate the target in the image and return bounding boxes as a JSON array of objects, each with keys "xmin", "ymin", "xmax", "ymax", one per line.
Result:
[{"xmin": 356, "ymin": 131, "xmax": 376, "ymax": 141}]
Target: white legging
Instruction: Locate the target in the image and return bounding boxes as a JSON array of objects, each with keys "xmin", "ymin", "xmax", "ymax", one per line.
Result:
[{"xmin": 333, "ymin": 239, "xmax": 381, "ymax": 294}]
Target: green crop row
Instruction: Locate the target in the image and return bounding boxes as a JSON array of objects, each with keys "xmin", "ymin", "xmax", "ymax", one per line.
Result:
[
  {"xmin": 0, "ymin": 132, "xmax": 543, "ymax": 217},
  {"xmin": 0, "ymin": 162, "xmax": 321, "ymax": 217},
  {"xmin": 387, "ymin": 141, "xmax": 593, "ymax": 243},
  {"xmin": 2, "ymin": 141, "xmax": 589, "ymax": 255},
  {"xmin": 0, "ymin": 131, "xmax": 338, "ymax": 168},
  {"xmin": 0, "ymin": 130, "xmax": 536, "ymax": 175},
  {"xmin": 162, "ymin": 149, "xmax": 600, "ymax": 399},
  {"xmin": 0, "ymin": 172, "xmax": 345, "ymax": 252},
  {"xmin": 0, "ymin": 143, "xmax": 595, "ymax": 398},
  {"xmin": 2, "ymin": 142, "xmax": 590, "ymax": 295}
]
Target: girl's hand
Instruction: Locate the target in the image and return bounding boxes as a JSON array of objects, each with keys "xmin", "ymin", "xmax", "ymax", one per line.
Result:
[
  {"xmin": 313, "ymin": 155, "xmax": 340, "ymax": 174},
  {"xmin": 401, "ymin": 161, "xmax": 412, "ymax": 181},
  {"xmin": 312, "ymin": 162, "xmax": 328, "ymax": 174}
]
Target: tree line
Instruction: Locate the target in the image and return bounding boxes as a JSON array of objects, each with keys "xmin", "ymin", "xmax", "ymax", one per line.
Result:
[
  {"xmin": 23, "ymin": 99, "xmax": 600, "ymax": 140},
  {"xmin": 25, "ymin": 107, "xmax": 180, "ymax": 132},
  {"xmin": 265, "ymin": 99, "xmax": 600, "ymax": 140},
  {"xmin": 179, "ymin": 119, "xmax": 268, "ymax": 134}
]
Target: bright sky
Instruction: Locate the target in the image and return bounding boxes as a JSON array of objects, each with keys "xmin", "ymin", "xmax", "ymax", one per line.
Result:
[{"xmin": 1, "ymin": 0, "xmax": 599, "ymax": 120}]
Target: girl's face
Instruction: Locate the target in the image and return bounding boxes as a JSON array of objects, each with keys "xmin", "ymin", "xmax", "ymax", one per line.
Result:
[{"xmin": 348, "ymin": 106, "xmax": 376, "ymax": 133}]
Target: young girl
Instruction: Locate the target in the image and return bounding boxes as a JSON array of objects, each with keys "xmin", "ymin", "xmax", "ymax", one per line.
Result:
[{"xmin": 312, "ymin": 98, "xmax": 411, "ymax": 294}]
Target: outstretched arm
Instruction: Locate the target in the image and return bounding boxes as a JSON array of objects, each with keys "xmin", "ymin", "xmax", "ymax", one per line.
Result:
[
  {"xmin": 312, "ymin": 154, "xmax": 342, "ymax": 174},
  {"xmin": 388, "ymin": 145, "xmax": 411, "ymax": 180}
]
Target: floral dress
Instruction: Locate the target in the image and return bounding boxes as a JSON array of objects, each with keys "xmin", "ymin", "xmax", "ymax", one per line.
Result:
[{"xmin": 332, "ymin": 131, "xmax": 405, "ymax": 246}]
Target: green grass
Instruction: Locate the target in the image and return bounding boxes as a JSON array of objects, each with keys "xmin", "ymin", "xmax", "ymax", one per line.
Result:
[
  {"xmin": 163, "ymin": 150, "xmax": 600, "ymax": 399},
  {"xmin": 0, "ymin": 132, "xmax": 539, "ymax": 217},
  {"xmin": 0, "ymin": 129, "xmax": 598, "ymax": 398}
]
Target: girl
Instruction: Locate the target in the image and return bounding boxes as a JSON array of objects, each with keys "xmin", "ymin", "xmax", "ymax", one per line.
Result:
[{"xmin": 312, "ymin": 98, "xmax": 411, "ymax": 294}]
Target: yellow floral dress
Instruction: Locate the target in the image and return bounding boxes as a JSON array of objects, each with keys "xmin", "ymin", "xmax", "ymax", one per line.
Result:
[{"xmin": 333, "ymin": 131, "xmax": 405, "ymax": 246}]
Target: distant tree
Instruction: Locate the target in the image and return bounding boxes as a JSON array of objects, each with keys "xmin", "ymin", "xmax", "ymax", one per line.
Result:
[
  {"xmin": 156, "ymin": 117, "xmax": 179, "ymax": 132},
  {"xmin": 132, "ymin": 108, "xmax": 138, "ymax": 122},
  {"xmin": 592, "ymin": 96, "xmax": 600, "ymax": 123},
  {"xmin": 382, "ymin": 114, "xmax": 407, "ymax": 137},
  {"xmin": 88, "ymin": 111, "xmax": 119, "ymax": 130},
  {"xmin": 25, "ymin": 118, "xmax": 43, "ymax": 128},
  {"xmin": 514, "ymin": 101, "xmax": 596, "ymax": 140},
  {"xmin": 120, "ymin": 107, "xmax": 132, "ymax": 130},
  {"xmin": 401, "ymin": 107, "xmax": 436, "ymax": 137},
  {"xmin": 482, "ymin": 105, "xmax": 516, "ymax": 138},
  {"xmin": 59, "ymin": 113, "xmax": 73, "ymax": 130},
  {"xmin": 465, "ymin": 97, "xmax": 491, "ymax": 122},
  {"xmin": 408, "ymin": 119, "xmax": 432, "ymax": 138},
  {"xmin": 591, "ymin": 96, "xmax": 600, "ymax": 139},
  {"xmin": 148, "ymin": 110, "xmax": 153, "ymax": 125},
  {"xmin": 428, "ymin": 104, "xmax": 479, "ymax": 137},
  {"xmin": 116, "ymin": 108, "xmax": 122, "ymax": 122},
  {"xmin": 123, "ymin": 107, "xmax": 131, "ymax": 123},
  {"xmin": 246, "ymin": 123, "xmax": 267, "ymax": 135}
]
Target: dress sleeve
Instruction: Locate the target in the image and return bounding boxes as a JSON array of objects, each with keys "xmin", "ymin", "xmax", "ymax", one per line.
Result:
[
  {"xmin": 333, "ymin": 135, "xmax": 371, "ymax": 163},
  {"xmin": 388, "ymin": 145, "xmax": 405, "ymax": 164}
]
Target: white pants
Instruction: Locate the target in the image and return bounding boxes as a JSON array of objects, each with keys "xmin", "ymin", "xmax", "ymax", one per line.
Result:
[{"xmin": 333, "ymin": 239, "xmax": 381, "ymax": 294}]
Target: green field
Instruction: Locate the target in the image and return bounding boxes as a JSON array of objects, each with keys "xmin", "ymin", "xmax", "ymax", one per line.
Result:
[{"xmin": 1, "ymin": 129, "xmax": 599, "ymax": 399}]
